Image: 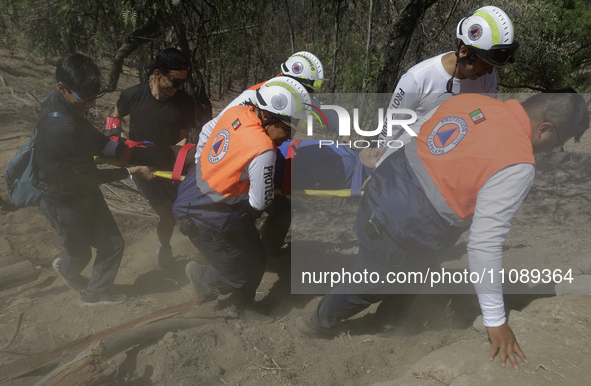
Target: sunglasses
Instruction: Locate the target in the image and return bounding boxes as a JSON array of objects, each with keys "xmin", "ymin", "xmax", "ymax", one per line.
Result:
[
  {"xmin": 60, "ymin": 82, "xmax": 106, "ymax": 105},
  {"xmin": 165, "ymin": 74, "xmax": 186, "ymax": 89}
]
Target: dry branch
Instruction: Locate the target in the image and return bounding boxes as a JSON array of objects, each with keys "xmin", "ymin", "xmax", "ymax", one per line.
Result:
[
  {"xmin": 0, "ymin": 313, "xmax": 24, "ymax": 352},
  {"xmin": 8, "ymin": 87, "xmax": 34, "ymax": 106},
  {"xmin": 0, "ymin": 261, "xmax": 40, "ymax": 291},
  {"xmin": 35, "ymin": 317, "xmax": 215, "ymax": 386},
  {"xmin": 107, "ymin": 205, "xmax": 159, "ymax": 220},
  {"xmin": 102, "ymin": 184, "xmax": 141, "ymax": 211},
  {"xmin": 0, "ymin": 291, "xmax": 217, "ymax": 381}
]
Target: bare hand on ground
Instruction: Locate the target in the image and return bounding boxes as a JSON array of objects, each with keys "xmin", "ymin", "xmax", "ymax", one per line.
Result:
[
  {"xmin": 486, "ymin": 323, "xmax": 527, "ymax": 369},
  {"xmin": 128, "ymin": 166, "xmax": 154, "ymax": 181}
]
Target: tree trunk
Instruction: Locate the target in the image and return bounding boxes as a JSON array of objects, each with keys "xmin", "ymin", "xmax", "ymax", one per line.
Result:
[
  {"xmin": 284, "ymin": 0, "xmax": 296, "ymax": 54},
  {"xmin": 375, "ymin": 0, "xmax": 440, "ymax": 94},
  {"xmin": 165, "ymin": 0, "xmax": 213, "ymax": 136},
  {"xmin": 361, "ymin": 0, "xmax": 374, "ymax": 93},
  {"xmin": 331, "ymin": 0, "xmax": 344, "ymax": 93},
  {"xmin": 106, "ymin": 19, "xmax": 161, "ymax": 92}
]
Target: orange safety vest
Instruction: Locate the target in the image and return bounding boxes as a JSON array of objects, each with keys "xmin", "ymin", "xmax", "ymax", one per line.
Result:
[
  {"xmin": 196, "ymin": 105, "xmax": 275, "ymax": 205},
  {"xmin": 405, "ymin": 94, "xmax": 535, "ymax": 223}
]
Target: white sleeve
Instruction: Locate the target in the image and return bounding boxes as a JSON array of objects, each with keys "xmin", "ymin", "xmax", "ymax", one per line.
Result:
[
  {"xmin": 196, "ymin": 117, "xmax": 218, "ymax": 158},
  {"xmin": 378, "ymin": 72, "xmax": 420, "ymax": 145},
  {"xmin": 245, "ymin": 149, "xmax": 276, "ymax": 211},
  {"xmin": 196, "ymin": 90, "xmax": 258, "ymax": 159},
  {"xmin": 486, "ymin": 72, "xmax": 499, "ymax": 97},
  {"xmin": 468, "ymin": 163, "xmax": 535, "ymax": 327}
]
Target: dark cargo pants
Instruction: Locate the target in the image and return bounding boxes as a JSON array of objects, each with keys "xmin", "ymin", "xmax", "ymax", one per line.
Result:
[
  {"xmin": 311, "ymin": 198, "xmax": 463, "ymax": 332},
  {"xmin": 186, "ymin": 214, "xmax": 267, "ymax": 307},
  {"xmin": 40, "ymin": 190, "xmax": 124, "ymax": 294}
]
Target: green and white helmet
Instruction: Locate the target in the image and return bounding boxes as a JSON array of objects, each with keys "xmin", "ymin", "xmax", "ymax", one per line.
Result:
[
  {"xmin": 255, "ymin": 77, "xmax": 311, "ymax": 130},
  {"xmin": 456, "ymin": 6, "xmax": 519, "ymax": 66},
  {"xmin": 281, "ymin": 51, "xmax": 325, "ymax": 91}
]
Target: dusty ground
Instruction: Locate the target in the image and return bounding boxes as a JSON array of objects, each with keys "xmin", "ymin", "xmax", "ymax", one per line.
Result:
[{"xmin": 1, "ymin": 47, "xmax": 591, "ymax": 385}]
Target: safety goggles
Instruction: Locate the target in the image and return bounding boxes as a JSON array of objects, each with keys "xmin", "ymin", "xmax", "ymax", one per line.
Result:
[
  {"xmin": 298, "ymin": 78, "xmax": 325, "ymax": 92},
  {"xmin": 470, "ymin": 42, "xmax": 520, "ymax": 67},
  {"xmin": 60, "ymin": 82, "xmax": 106, "ymax": 105},
  {"xmin": 275, "ymin": 114, "xmax": 303, "ymax": 131}
]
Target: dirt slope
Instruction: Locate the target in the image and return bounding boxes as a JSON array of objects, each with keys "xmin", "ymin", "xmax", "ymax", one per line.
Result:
[{"xmin": 1, "ymin": 48, "xmax": 591, "ymax": 385}]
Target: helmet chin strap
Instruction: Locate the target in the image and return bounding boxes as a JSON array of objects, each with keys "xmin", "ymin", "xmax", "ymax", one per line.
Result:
[
  {"xmin": 451, "ymin": 47, "xmax": 462, "ymax": 77},
  {"xmin": 256, "ymin": 108, "xmax": 282, "ymax": 128},
  {"xmin": 447, "ymin": 44, "xmax": 476, "ymax": 93},
  {"xmin": 455, "ymin": 46, "xmax": 479, "ymax": 68}
]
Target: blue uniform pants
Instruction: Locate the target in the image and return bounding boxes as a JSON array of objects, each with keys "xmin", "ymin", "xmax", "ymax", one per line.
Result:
[
  {"xmin": 311, "ymin": 191, "xmax": 463, "ymax": 331},
  {"xmin": 188, "ymin": 214, "xmax": 267, "ymax": 306}
]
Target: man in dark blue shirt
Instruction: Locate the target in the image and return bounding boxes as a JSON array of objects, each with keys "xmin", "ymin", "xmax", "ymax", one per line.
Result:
[{"xmin": 35, "ymin": 53, "xmax": 153, "ymax": 306}]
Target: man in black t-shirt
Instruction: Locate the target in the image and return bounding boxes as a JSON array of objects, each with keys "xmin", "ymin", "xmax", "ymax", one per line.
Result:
[{"xmin": 111, "ymin": 48, "xmax": 196, "ymax": 271}]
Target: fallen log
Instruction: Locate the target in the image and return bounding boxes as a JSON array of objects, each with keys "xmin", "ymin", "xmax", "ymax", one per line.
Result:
[
  {"xmin": 0, "ymin": 290, "xmax": 217, "ymax": 382},
  {"xmin": 0, "ymin": 261, "xmax": 40, "ymax": 291},
  {"xmin": 35, "ymin": 317, "xmax": 215, "ymax": 386}
]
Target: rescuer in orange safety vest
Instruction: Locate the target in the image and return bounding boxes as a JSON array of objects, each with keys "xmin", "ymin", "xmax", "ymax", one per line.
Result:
[
  {"xmin": 173, "ymin": 77, "xmax": 311, "ymax": 317},
  {"xmin": 296, "ymin": 90, "xmax": 589, "ymax": 370}
]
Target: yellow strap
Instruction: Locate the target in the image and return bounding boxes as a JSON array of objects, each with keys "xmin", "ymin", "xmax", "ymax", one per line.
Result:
[
  {"xmin": 95, "ymin": 157, "xmax": 361, "ymax": 197},
  {"xmin": 94, "ymin": 156, "xmax": 121, "ymax": 167}
]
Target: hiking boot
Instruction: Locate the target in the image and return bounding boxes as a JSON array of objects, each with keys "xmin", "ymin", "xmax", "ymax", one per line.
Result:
[
  {"xmin": 185, "ymin": 261, "xmax": 207, "ymax": 296},
  {"xmin": 80, "ymin": 291, "xmax": 127, "ymax": 306},
  {"xmin": 156, "ymin": 245, "xmax": 174, "ymax": 270},
  {"xmin": 52, "ymin": 258, "xmax": 88, "ymax": 291},
  {"xmin": 296, "ymin": 316, "xmax": 332, "ymax": 338}
]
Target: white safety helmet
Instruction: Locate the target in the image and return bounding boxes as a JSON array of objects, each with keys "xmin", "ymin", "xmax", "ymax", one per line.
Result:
[
  {"xmin": 456, "ymin": 6, "xmax": 519, "ymax": 66},
  {"xmin": 255, "ymin": 77, "xmax": 312, "ymax": 130},
  {"xmin": 281, "ymin": 51, "xmax": 325, "ymax": 91}
]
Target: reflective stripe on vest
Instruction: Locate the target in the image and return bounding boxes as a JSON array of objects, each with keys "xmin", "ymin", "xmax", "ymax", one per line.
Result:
[
  {"xmin": 405, "ymin": 95, "xmax": 535, "ymax": 225},
  {"xmin": 195, "ymin": 105, "xmax": 275, "ymax": 205}
]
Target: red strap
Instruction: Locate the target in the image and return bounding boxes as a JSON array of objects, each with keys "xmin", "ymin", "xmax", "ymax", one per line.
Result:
[
  {"xmin": 112, "ymin": 137, "xmax": 154, "ymax": 168},
  {"xmin": 281, "ymin": 139, "xmax": 302, "ymax": 195},
  {"xmin": 121, "ymin": 146, "xmax": 132, "ymax": 168},
  {"xmin": 172, "ymin": 144, "xmax": 196, "ymax": 181},
  {"xmin": 287, "ymin": 138, "xmax": 302, "ymax": 159}
]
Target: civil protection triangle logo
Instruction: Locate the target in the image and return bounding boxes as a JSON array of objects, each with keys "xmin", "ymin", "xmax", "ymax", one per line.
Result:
[
  {"xmin": 426, "ymin": 116, "xmax": 468, "ymax": 155},
  {"xmin": 209, "ymin": 129, "xmax": 230, "ymax": 164}
]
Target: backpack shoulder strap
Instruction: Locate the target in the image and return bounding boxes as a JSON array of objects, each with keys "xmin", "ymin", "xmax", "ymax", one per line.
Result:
[{"xmin": 46, "ymin": 112, "xmax": 63, "ymax": 119}]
